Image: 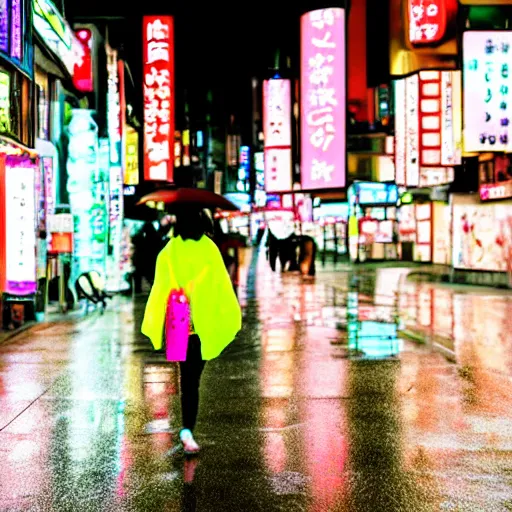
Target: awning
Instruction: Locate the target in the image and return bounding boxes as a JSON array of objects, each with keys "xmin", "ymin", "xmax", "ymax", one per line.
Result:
[{"xmin": 0, "ymin": 135, "xmax": 38, "ymax": 159}]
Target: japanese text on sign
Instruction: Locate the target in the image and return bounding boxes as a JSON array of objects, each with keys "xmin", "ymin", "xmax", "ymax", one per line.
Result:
[
  {"xmin": 263, "ymin": 79, "xmax": 292, "ymax": 192},
  {"xmin": 408, "ymin": 0, "xmax": 447, "ymax": 45},
  {"xmin": 463, "ymin": 31, "xmax": 512, "ymax": 152},
  {"xmin": 143, "ymin": 16, "xmax": 174, "ymax": 182},
  {"xmin": 301, "ymin": 8, "xmax": 346, "ymax": 190},
  {"xmin": 107, "ymin": 45, "xmax": 121, "ymax": 165}
]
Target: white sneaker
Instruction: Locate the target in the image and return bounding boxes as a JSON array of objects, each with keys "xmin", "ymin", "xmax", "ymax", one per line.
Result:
[{"xmin": 179, "ymin": 429, "xmax": 200, "ymax": 455}]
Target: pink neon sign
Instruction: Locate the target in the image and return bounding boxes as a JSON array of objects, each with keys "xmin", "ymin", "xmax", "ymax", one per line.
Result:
[
  {"xmin": 301, "ymin": 8, "xmax": 346, "ymax": 190},
  {"xmin": 263, "ymin": 79, "xmax": 292, "ymax": 192}
]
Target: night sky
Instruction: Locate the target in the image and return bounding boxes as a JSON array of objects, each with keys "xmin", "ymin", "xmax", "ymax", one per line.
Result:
[{"xmin": 63, "ymin": 0, "xmax": 326, "ymax": 140}]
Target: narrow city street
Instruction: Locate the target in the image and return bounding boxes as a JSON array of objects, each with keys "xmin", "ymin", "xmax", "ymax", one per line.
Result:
[{"xmin": 1, "ymin": 249, "xmax": 512, "ymax": 511}]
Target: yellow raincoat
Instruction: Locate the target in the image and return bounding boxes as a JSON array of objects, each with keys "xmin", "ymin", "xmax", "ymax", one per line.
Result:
[{"xmin": 141, "ymin": 235, "xmax": 242, "ymax": 360}]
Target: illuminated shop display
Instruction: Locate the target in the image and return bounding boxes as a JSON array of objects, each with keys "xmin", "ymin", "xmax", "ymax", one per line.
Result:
[
  {"xmin": 66, "ymin": 110, "xmax": 108, "ymax": 284},
  {"xmin": 73, "ymin": 28, "xmax": 93, "ymax": 92},
  {"xmin": 301, "ymin": 8, "xmax": 346, "ymax": 190},
  {"xmin": 394, "ymin": 70, "xmax": 461, "ymax": 187},
  {"xmin": 0, "ymin": 71, "xmax": 9, "ymax": 132},
  {"xmin": 106, "ymin": 45, "xmax": 126, "ymax": 291},
  {"xmin": 0, "ymin": 155, "xmax": 37, "ymax": 296},
  {"xmin": 263, "ymin": 79, "xmax": 292, "ymax": 192},
  {"xmin": 348, "ymin": 183, "xmax": 399, "ymax": 262},
  {"xmin": 479, "ymin": 154, "xmax": 512, "ymax": 201},
  {"xmin": 143, "ymin": 15, "xmax": 175, "ymax": 182},
  {"xmin": 33, "ymin": 0, "xmax": 83, "ymax": 77},
  {"xmin": 463, "ymin": 31, "xmax": 512, "ymax": 152},
  {"xmin": 453, "ymin": 197, "xmax": 512, "ymax": 272}
]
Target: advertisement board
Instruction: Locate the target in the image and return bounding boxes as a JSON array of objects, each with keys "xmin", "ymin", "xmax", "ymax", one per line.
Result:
[
  {"xmin": 463, "ymin": 31, "xmax": 512, "ymax": 152},
  {"xmin": 394, "ymin": 70, "xmax": 460, "ymax": 187},
  {"xmin": 5, "ymin": 157, "xmax": 37, "ymax": 295},
  {"xmin": 263, "ymin": 79, "xmax": 292, "ymax": 192},
  {"xmin": 300, "ymin": 8, "xmax": 346, "ymax": 190},
  {"xmin": 143, "ymin": 15, "xmax": 175, "ymax": 182},
  {"xmin": 452, "ymin": 197, "xmax": 512, "ymax": 272}
]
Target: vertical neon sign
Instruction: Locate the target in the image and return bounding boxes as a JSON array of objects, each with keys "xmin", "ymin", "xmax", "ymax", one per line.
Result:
[
  {"xmin": 0, "ymin": 0, "xmax": 8, "ymax": 53},
  {"xmin": 143, "ymin": 16, "xmax": 175, "ymax": 182},
  {"xmin": 10, "ymin": 0, "xmax": 21, "ymax": 60},
  {"xmin": 263, "ymin": 79, "xmax": 292, "ymax": 192},
  {"xmin": 301, "ymin": 8, "xmax": 346, "ymax": 190},
  {"xmin": 408, "ymin": 0, "xmax": 447, "ymax": 46}
]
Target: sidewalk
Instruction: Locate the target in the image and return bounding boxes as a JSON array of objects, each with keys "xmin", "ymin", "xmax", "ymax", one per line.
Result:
[{"xmin": 0, "ymin": 301, "xmax": 113, "ymax": 347}]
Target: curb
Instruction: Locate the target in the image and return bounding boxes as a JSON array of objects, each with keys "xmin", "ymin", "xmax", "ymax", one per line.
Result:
[{"xmin": 0, "ymin": 321, "xmax": 37, "ymax": 346}]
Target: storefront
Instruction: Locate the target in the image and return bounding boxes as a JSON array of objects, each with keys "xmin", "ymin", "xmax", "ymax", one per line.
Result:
[
  {"xmin": 0, "ymin": 140, "xmax": 38, "ymax": 328},
  {"xmin": 452, "ymin": 194, "xmax": 512, "ymax": 287},
  {"xmin": 312, "ymin": 202, "xmax": 349, "ymax": 258},
  {"xmin": 348, "ymin": 182, "xmax": 399, "ymax": 263}
]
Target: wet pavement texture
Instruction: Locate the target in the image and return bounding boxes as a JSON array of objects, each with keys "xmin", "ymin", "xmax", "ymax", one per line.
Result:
[{"xmin": 1, "ymin": 250, "xmax": 512, "ymax": 511}]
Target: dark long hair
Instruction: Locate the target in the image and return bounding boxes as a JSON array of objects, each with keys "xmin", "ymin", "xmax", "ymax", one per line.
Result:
[{"xmin": 173, "ymin": 207, "xmax": 207, "ymax": 241}]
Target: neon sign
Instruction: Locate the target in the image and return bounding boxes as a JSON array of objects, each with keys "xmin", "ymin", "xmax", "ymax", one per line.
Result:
[
  {"xmin": 301, "ymin": 8, "xmax": 346, "ymax": 190},
  {"xmin": 10, "ymin": 0, "xmax": 21, "ymax": 59},
  {"xmin": 73, "ymin": 29, "xmax": 93, "ymax": 92},
  {"xmin": 480, "ymin": 181, "xmax": 512, "ymax": 201},
  {"xmin": 463, "ymin": 31, "xmax": 512, "ymax": 153},
  {"xmin": 263, "ymin": 78, "xmax": 292, "ymax": 192},
  {"xmin": 33, "ymin": 0, "xmax": 83, "ymax": 77},
  {"xmin": 143, "ymin": 15, "xmax": 175, "ymax": 182},
  {"xmin": 408, "ymin": 0, "xmax": 447, "ymax": 45}
]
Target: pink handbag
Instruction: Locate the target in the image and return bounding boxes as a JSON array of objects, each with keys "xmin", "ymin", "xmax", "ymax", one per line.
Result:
[
  {"xmin": 165, "ymin": 288, "xmax": 190, "ymax": 361},
  {"xmin": 164, "ymin": 242, "xmax": 191, "ymax": 362}
]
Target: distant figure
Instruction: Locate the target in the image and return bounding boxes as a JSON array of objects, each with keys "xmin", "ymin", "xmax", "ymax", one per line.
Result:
[
  {"xmin": 266, "ymin": 230, "xmax": 299, "ymax": 272},
  {"xmin": 298, "ymin": 235, "xmax": 317, "ymax": 279},
  {"xmin": 132, "ymin": 221, "xmax": 161, "ymax": 292}
]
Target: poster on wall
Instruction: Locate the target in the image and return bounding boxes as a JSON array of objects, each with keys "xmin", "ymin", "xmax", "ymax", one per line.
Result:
[
  {"xmin": 432, "ymin": 202, "xmax": 451, "ymax": 265},
  {"xmin": 5, "ymin": 158, "xmax": 37, "ymax": 295},
  {"xmin": 463, "ymin": 31, "xmax": 512, "ymax": 152},
  {"xmin": 300, "ymin": 7, "xmax": 346, "ymax": 190},
  {"xmin": 452, "ymin": 200, "xmax": 512, "ymax": 272}
]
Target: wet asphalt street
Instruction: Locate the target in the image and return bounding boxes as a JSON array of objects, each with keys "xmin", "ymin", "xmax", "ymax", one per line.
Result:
[{"xmin": 1, "ymin": 249, "xmax": 512, "ymax": 511}]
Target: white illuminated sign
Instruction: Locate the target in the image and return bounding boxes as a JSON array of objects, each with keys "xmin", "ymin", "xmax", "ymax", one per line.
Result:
[
  {"xmin": 5, "ymin": 163, "xmax": 37, "ymax": 291},
  {"xmin": 463, "ymin": 31, "xmax": 512, "ymax": 152},
  {"xmin": 406, "ymin": 74, "xmax": 420, "ymax": 187},
  {"xmin": 106, "ymin": 44, "xmax": 121, "ymax": 165},
  {"xmin": 394, "ymin": 79, "xmax": 406, "ymax": 186}
]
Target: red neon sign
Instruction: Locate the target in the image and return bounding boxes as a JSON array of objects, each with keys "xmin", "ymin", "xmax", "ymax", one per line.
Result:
[
  {"xmin": 408, "ymin": 0, "xmax": 447, "ymax": 45},
  {"xmin": 142, "ymin": 16, "xmax": 175, "ymax": 182},
  {"xmin": 73, "ymin": 29, "xmax": 93, "ymax": 92}
]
